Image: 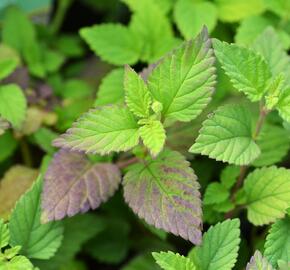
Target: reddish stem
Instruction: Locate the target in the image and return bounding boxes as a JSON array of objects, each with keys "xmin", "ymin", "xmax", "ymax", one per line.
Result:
[{"xmin": 116, "ymin": 156, "xmax": 139, "ymax": 169}]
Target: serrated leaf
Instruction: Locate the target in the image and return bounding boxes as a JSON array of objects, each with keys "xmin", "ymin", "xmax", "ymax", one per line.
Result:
[
  {"xmin": 139, "ymin": 120, "xmax": 166, "ymax": 157},
  {"xmin": 94, "ymin": 68, "xmax": 124, "ymax": 106},
  {"xmin": 53, "ymin": 106, "xmax": 139, "ymax": 155},
  {"xmin": 0, "ymin": 84, "xmax": 27, "ymax": 129},
  {"xmin": 264, "ymin": 216, "xmax": 290, "ymax": 267},
  {"xmin": 9, "ymin": 176, "xmax": 64, "ymax": 259},
  {"xmin": 152, "ymin": 251, "xmax": 196, "ymax": 270},
  {"xmin": 276, "ymin": 88, "xmax": 290, "ymax": 122},
  {"xmin": 124, "ymin": 65, "xmax": 152, "ymax": 118},
  {"xmin": 203, "ymin": 183, "xmax": 229, "ymax": 205},
  {"xmin": 190, "ymin": 104, "xmax": 260, "ymax": 165},
  {"xmin": 0, "ymin": 219, "xmax": 9, "ymax": 248},
  {"xmin": 0, "ymin": 165, "xmax": 38, "ymax": 219},
  {"xmin": 213, "ymin": 39, "xmax": 271, "ymax": 101},
  {"xmin": 42, "ymin": 149, "xmax": 121, "ymax": 222},
  {"xmin": 195, "ymin": 219, "xmax": 240, "ymax": 270},
  {"xmin": 246, "ymin": 250, "xmax": 274, "ymax": 270},
  {"xmin": 252, "ymin": 27, "xmax": 290, "ymax": 86},
  {"xmin": 244, "ymin": 167, "xmax": 290, "ymax": 225},
  {"xmin": 123, "ymin": 149, "xmax": 202, "ymax": 244},
  {"xmin": 220, "ymin": 165, "xmax": 240, "ymax": 189},
  {"xmin": 148, "ymin": 27, "xmax": 216, "ymax": 122},
  {"xmin": 215, "ymin": 0, "xmax": 265, "ymax": 22},
  {"xmin": 174, "ymin": 0, "xmax": 217, "ymax": 40},
  {"xmin": 0, "ymin": 255, "xmax": 34, "ymax": 270},
  {"xmin": 80, "ymin": 24, "xmax": 140, "ymax": 65},
  {"xmin": 253, "ymin": 124, "xmax": 290, "ymax": 167}
]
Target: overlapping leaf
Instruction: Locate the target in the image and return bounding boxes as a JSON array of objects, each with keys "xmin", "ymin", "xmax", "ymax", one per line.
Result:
[
  {"xmin": 53, "ymin": 106, "xmax": 139, "ymax": 155},
  {"xmin": 42, "ymin": 149, "xmax": 121, "ymax": 222},
  {"xmin": 152, "ymin": 251, "xmax": 196, "ymax": 270},
  {"xmin": 194, "ymin": 219, "xmax": 240, "ymax": 270},
  {"xmin": 190, "ymin": 104, "xmax": 260, "ymax": 165},
  {"xmin": 203, "ymin": 183, "xmax": 229, "ymax": 205},
  {"xmin": 0, "ymin": 219, "xmax": 9, "ymax": 248},
  {"xmin": 264, "ymin": 216, "xmax": 290, "ymax": 267},
  {"xmin": 148, "ymin": 27, "xmax": 216, "ymax": 122},
  {"xmin": 123, "ymin": 149, "xmax": 202, "ymax": 244},
  {"xmin": 9, "ymin": 176, "xmax": 64, "ymax": 259},
  {"xmin": 244, "ymin": 167, "xmax": 290, "ymax": 225},
  {"xmin": 246, "ymin": 250, "xmax": 274, "ymax": 270},
  {"xmin": 213, "ymin": 39, "xmax": 271, "ymax": 101},
  {"xmin": 276, "ymin": 88, "xmax": 290, "ymax": 122}
]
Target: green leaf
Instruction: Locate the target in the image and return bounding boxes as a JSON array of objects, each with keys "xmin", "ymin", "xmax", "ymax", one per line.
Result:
[
  {"xmin": 252, "ymin": 27, "xmax": 290, "ymax": 86},
  {"xmin": 0, "ymin": 255, "xmax": 34, "ymax": 270},
  {"xmin": 190, "ymin": 104, "xmax": 260, "ymax": 165},
  {"xmin": 246, "ymin": 250, "xmax": 274, "ymax": 270},
  {"xmin": 123, "ymin": 149, "xmax": 202, "ymax": 244},
  {"xmin": 203, "ymin": 183, "xmax": 229, "ymax": 205},
  {"xmin": 0, "ymin": 131, "xmax": 18, "ymax": 163},
  {"xmin": 215, "ymin": 0, "xmax": 265, "ymax": 22},
  {"xmin": 0, "ymin": 46, "xmax": 19, "ymax": 80},
  {"xmin": 0, "ymin": 118, "xmax": 9, "ymax": 136},
  {"xmin": 276, "ymin": 88, "xmax": 290, "ymax": 122},
  {"xmin": 0, "ymin": 219, "xmax": 9, "ymax": 248},
  {"xmin": 264, "ymin": 0, "xmax": 290, "ymax": 18},
  {"xmin": 244, "ymin": 167, "xmax": 290, "ymax": 225},
  {"xmin": 122, "ymin": 253, "xmax": 160, "ymax": 270},
  {"xmin": 9, "ymin": 176, "xmax": 64, "ymax": 259},
  {"xmin": 139, "ymin": 120, "xmax": 166, "ymax": 157},
  {"xmin": 220, "ymin": 165, "xmax": 240, "ymax": 189},
  {"xmin": 80, "ymin": 24, "xmax": 141, "ymax": 65},
  {"xmin": 253, "ymin": 124, "xmax": 290, "ymax": 167},
  {"xmin": 213, "ymin": 39, "xmax": 271, "ymax": 101},
  {"xmin": 264, "ymin": 216, "xmax": 290, "ymax": 267},
  {"xmin": 152, "ymin": 251, "xmax": 196, "ymax": 270},
  {"xmin": 174, "ymin": 0, "xmax": 217, "ymax": 40},
  {"xmin": 194, "ymin": 219, "xmax": 240, "ymax": 270},
  {"xmin": 94, "ymin": 68, "xmax": 124, "ymax": 106},
  {"xmin": 43, "ymin": 49, "xmax": 65, "ymax": 73},
  {"xmin": 148, "ymin": 27, "xmax": 216, "ymax": 122},
  {"xmin": 32, "ymin": 127, "xmax": 58, "ymax": 155},
  {"xmin": 124, "ymin": 65, "xmax": 152, "ymax": 118},
  {"xmin": 62, "ymin": 79, "xmax": 93, "ymax": 99},
  {"xmin": 0, "ymin": 84, "xmax": 27, "ymax": 129},
  {"xmin": 54, "ymin": 106, "xmax": 139, "ymax": 155},
  {"xmin": 128, "ymin": 0, "xmax": 179, "ymax": 63}
]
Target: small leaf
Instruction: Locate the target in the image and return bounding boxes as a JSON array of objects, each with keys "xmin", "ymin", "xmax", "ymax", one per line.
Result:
[
  {"xmin": 139, "ymin": 120, "xmax": 166, "ymax": 157},
  {"xmin": 174, "ymin": 0, "xmax": 217, "ymax": 40},
  {"xmin": 0, "ymin": 84, "xmax": 27, "ymax": 129},
  {"xmin": 195, "ymin": 219, "xmax": 240, "ymax": 270},
  {"xmin": 3, "ymin": 255, "xmax": 34, "ymax": 270},
  {"xmin": 124, "ymin": 65, "xmax": 152, "ymax": 118},
  {"xmin": 80, "ymin": 24, "xmax": 141, "ymax": 65},
  {"xmin": 0, "ymin": 131, "xmax": 18, "ymax": 163},
  {"xmin": 190, "ymin": 104, "xmax": 260, "ymax": 165},
  {"xmin": 244, "ymin": 167, "xmax": 290, "ymax": 225},
  {"xmin": 9, "ymin": 176, "xmax": 64, "ymax": 259},
  {"xmin": 123, "ymin": 149, "xmax": 202, "ymax": 244},
  {"xmin": 203, "ymin": 183, "xmax": 229, "ymax": 205},
  {"xmin": 42, "ymin": 149, "xmax": 121, "ymax": 222},
  {"xmin": 53, "ymin": 106, "xmax": 139, "ymax": 155},
  {"xmin": 276, "ymin": 88, "xmax": 290, "ymax": 122},
  {"xmin": 122, "ymin": 253, "xmax": 160, "ymax": 270},
  {"xmin": 0, "ymin": 219, "xmax": 9, "ymax": 248},
  {"xmin": 148, "ymin": 27, "xmax": 216, "ymax": 122},
  {"xmin": 264, "ymin": 216, "xmax": 290, "ymax": 267},
  {"xmin": 213, "ymin": 39, "xmax": 271, "ymax": 101},
  {"xmin": 220, "ymin": 165, "xmax": 240, "ymax": 189},
  {"xmin": 152, "ymin": 251, "xmax": 196, "ymax": 270},
  {"xmin": 246, "ymin": 250, "xmax": 274, "ymax": 270},
  {"xmin": 94, "ymin": 68, "xmax": 124, "ymax": 106}
]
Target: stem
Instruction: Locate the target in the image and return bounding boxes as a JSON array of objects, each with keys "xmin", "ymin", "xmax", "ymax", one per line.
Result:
[
  {"xmin": 20, "ymin": 139, "xmax": 33, "ymax": 167},
  {"xmin": 49, "ymin": 0, "xmax": 73, "ymax": 35},
  {"xmin": 116, "ymin": 156, "xmax": 139, "ymax": 169}
]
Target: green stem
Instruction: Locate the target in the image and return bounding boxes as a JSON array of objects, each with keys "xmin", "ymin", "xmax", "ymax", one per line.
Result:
[{"xmin": 20, "ymin": 139, "xmax": 33, "ymax": 167}]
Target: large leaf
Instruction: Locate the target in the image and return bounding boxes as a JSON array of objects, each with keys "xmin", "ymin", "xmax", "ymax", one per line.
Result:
[
  {"xmin": 148, "ymin": 27, "xmax": 216, "ymax": 122},
  {"xmin": 190, "ymin": 104, "xmax": 260, "ymax": 165},
  {"xmin": 0, "ymin": 84, "xmax": 27, "ymax": 129},
  {"xmin": 42, "ymin": 149, "xmax": 121, "ymax": 222},
  {"xmin": 53, "ymin": 106, "xmax": 139, "ymax": 155},
  {"xmin": 152, "ymin": 251, "xmax": 196, "ymax": 270},
  {"xmin": 174, "ymin": 0, "xmax": 217, "ymax": 40},
  {"xmin": 264, "ymin": 216, "xmax": 290, "ymax": 267},
  {"xmin": 9, "ymin": 176, "xmax": 64, "ymax": 259},
  {"xmin": 123, "ymin": 149, "xmax": 202, "ymax": 244},
  {"xmin": 80, "ymin": 24, "xmax": 140, "ymax": 65},
  {"xmin": 124, "ymin": 65, "xmax": 152, "ymax": 118},
  {"xmin": 244, "ymin": 167, "xmax": 290, "ymax": 225},
  {"xmin": 246, "ymin": 250, "xmax": 274, "ymax": 270},
  {"xmin": 194, "ymin": 219, "xmax": 240, "ymax": 270},
  {"xmin": 0, "ymin": 219, "xmax": 9, "ymax": 248},
  {"xmin": 0, "ymin": 165, "xmax": 38, "ymax": 219},
  {"xmin": 213, "ymin": 39, "xmax": 271, "ymax": 101}
]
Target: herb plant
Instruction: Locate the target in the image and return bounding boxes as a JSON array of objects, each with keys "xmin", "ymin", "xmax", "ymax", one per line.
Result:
[{"xmin": 0, "ymin": 0, "xmax": 290, "ymax": 269}]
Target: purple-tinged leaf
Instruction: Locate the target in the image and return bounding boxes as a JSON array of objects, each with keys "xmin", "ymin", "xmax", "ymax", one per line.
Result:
[
  {"xmin": 139, "ymin": 62, "xmax": 159, "ymax": 82},
  {"xmin": 41, "ymin": 149, "xmax": 121, "ymax": 222},
  {"xmin": 246, "ymin": 251, "xmax": 275, "ymax": 270},
  {"xmin": 123, "ymin": 149, "xmax": 202, "ymax": 244}
]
